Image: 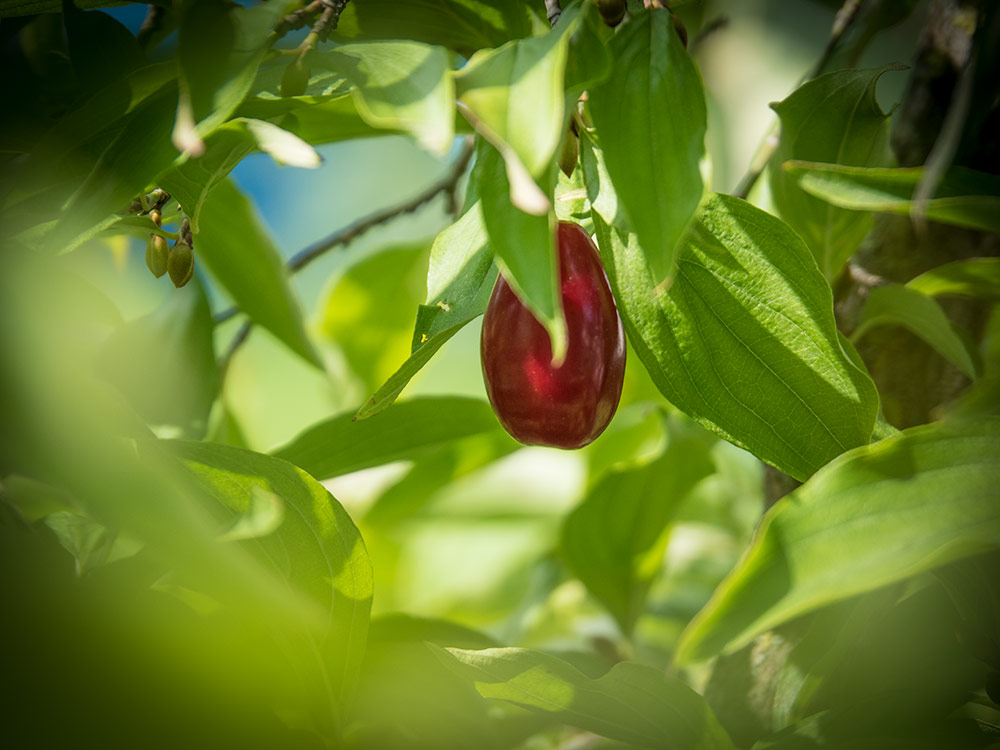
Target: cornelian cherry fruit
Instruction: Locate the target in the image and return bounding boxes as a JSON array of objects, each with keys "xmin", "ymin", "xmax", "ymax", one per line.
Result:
[{"xmin": 481, "ymin": 222, "xmax": 626, "ymax": 449}]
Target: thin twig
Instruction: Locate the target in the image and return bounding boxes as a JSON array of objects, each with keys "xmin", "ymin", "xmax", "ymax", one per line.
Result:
[
  {"xmin": 213, "ymin": 136, "xmax": 475, "ymax": 343},
  {"xmin": 545, "ymin": 0, "xmax": 562, "ymax": 27},
  {"xmin": 689, "ymin": 16, "xmax": 729, "ymax": 53},
  {"xmin": 732, "ymin": 0, "xmax": 866, "ymax": 199},
  {"xmin": 218, "ymin": 320, "xmax": 253, "ymax": 379},
  {"xmin": 136, "ymin": 4, "xmax": 167, "ymax": 50}
]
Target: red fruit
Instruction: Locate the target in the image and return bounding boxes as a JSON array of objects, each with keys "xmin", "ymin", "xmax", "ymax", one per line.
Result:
[{"xmin": 481, "ymin": 222, "xmax": 626, "ymax": 449}]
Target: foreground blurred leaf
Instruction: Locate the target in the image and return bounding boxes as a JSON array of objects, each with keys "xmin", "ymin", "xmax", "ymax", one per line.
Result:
[
  {"xmin": 315, "ymin": 40, "xmax": 454, "ymax": 155},
  {"xmin": 562, "ymin": 415, "xmax": 715, "ymax": 636},
  {"xmin": 675, "ymin": 416, "xmax": 1000, "ymax": 664},
  {"xmin": 907, "ymin": 257, "xmax": 1000, "ymax": 301},
  {"xmin": 170, "ymin": 440, "xmax": 373, "ymax": 713},
  {"xmin": 274, "ymin": 397, "xmax": 502, "ymax": 480},
  {"xmin": 593, "ymin": 194, "xmax": 879, "ymax": 481},
  {"xmin": 355, "ymin": 203, "xmax": 497, "ymax": 419},
  {"xmin": 98, "ymin": 275, "xmax": 218, "ymax": 439},
  {"xmin": 783, "ymin": 161, "xmax": 1000, "ymax": 235},
  {"xmin": 440, "ymin": 647, "xmax": 734, "ymax": 750},
  {"xmin": 334, "ymin": 0, "xmax": 546, "ymax": 56},
  {"xmin": 587, "ymin": 7, "xmax": 707, "ymax": 285},
  {"xmin": 62, "ymin": 1, "xmax": 145, "ymax": 94},
  {"xmin": 852, "ymin": 283, "xmax": 980, "ymax": 379},
  {"xmin": 769, "ymin": 67, "xmax": 897, "ymax": 279},
  {"xmin": 193, "ymin": 178, "xmax": 321, "ymax": 368}
]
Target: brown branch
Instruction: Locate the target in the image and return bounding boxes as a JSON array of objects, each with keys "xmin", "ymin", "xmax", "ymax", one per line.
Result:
[
  {"xmin": 217, "ymin": 320, "xmax": 253, "ymax": 380},
  {"xmin": 732, "ymin": 0, "xmax": 867, "ymax": 200}
]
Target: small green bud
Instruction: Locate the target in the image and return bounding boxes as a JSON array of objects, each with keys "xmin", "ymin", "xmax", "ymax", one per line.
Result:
[
  {"xmin": 281, "ymin": 58, "xmax": 310, "ymax": 98},
  {"xmin": 150, "ymin": 209, "xmax": 162, "ymax": 227},
  {"xmin": 145, "ymin": 234, "xmax": 169, "ymax": 278},
  {"xmin": 168, "ymin": 239, "xmax": 194, "ymax": 288}
]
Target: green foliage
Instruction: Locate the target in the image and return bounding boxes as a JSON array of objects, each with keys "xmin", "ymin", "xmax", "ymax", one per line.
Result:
[
  {"xmin": 3, "ymin": 2, "xmax": 999, "ymax": 749},
  {"xmin": 593, "ymin": 193, "xmax": 879, "ymax": 481},
  {"xmin": 769, "ymin": 67, "xmax": 898, "ymax": 279}
]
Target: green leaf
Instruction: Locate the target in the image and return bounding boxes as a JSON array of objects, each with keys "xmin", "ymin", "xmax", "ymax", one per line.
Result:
[
  {"xmin": 264, "ymin": 92, "xmax": 394, "ymax": 145},
  {"xmin": 273, "ymin": 396, "xmax": 503, "ymax": 480},
  {"xmin": 98, "ymin": 275, "xmax": 219, "ymax": 439},
  {"xmin": 783, "ymin": 161, "xmax": 1000, "ymax": 235},
  {"xmin": 242, "ymin": 118, "xmax": 322, "ymax": 168},
  {"xmin": 675, "ymin": 416, "xmax": 1000, "ymax": 664},
  {"xmin": 439, "ymin": 647, "xmax": 735, "ymax": 750},
  {"xmin": 315, "ymin": 40, "xmax": 454, "ymax": 155},
  {"xmin": 769, "ymin": 67, "xmax": 898, "ymax": 279},
  {"xmin": 192, "ymin": 178, "xmax": 321, "ymax": 369},
  {"xmin": 355, "ymin": 203, "xmax": 497, "ymax": 419},
  {"xmin": 476, "ymin": 139, "xmax": 566, "ymax": 363},
  {"xmin": 2, "ymin": 1, "xmax": 129, "ymax": 17},
  {"xmin": 169, "ymin": 440, "xmax": 373, "ymax": 709},
  {"xmin": 562, "ymin": 414, "xmax": 715, "ymax": 635},
  {"xmin": 455, "ymin": 6, "xmax": 583, "ymax": 212},
  {"xmin": 62, "ymin": 1, "xmax": 145, "ymax": 93},
  {"xmin": 907, "ymin": 257, "xmax": 1000, "ymax": 300},
  {"xmin": 851, "ymin": 283, "xmax": 980, "ymax": 379},
  {"xmin": 592, "ymin": 193, "xmax": 879, "ymax": 482},
  {"xmin": 587, "ymin": 8, "xmax": 707, "ymax": 285},
  {"xmin": 334, "ymin": 0, "xmax": 547, "ymax": 56}
]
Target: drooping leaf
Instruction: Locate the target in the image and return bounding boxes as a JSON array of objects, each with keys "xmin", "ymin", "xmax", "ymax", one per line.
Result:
[
  {"xmin": 268, "ymin": 92, "xmax": 396, "ymax": 145},
  {"xmin": 169, "ymin": 440, "xmax": 373, "ymax": 710},
  {"xmin": 315, "ymin": 40, "xmax": 454, "ymax": 155},
  {"xmin": 783, "ymin": 161, "xmax": 1000, "ymax": 235},
  {"xmin": 355, "ymin": 202, "xmax": 497, "ymax": 419},
  {"xmin": 476, "ymin": 139, "xmax": 565, "ymax": 362},
  {"xmin": 192, "ymin": 178, "xmax": 321, "ymax": 369},
  {"xmin": 769, "ymin": 67, "xmax": 898, "ymax": 279},
  {"xmin": 274, "ymin": 397, "xmax": 502, "ymax": 480},
  {"xmin": 98, "ymin": 275, "xmax": 219, "ymax": 439},
  {"xmin": 587, "ymin": 7, "xmax": 707, "ymax": 285},
  {"xmin": 592, "ymin": 193, "xmax": 879, "ymax": 481},
  {"xmin": 907, "ymin": 257, "xmax": 1000, "ymax": 300},
  {"xmin": 675, "ymin": 416, "xmax": 1000, "ymax": 664},
  {"xmin": 334, "ymin": 0, "xmax": 547, "ymax": 56},
  {"xmin": 242, "ymin": 118, "xmax": 322, "ymax": 168},
  {"xmin": 562, "ymin": 414, "xmax": 715, "ymax": 635},
  {"xmin": 455, "ymin": 5, "xmax": 583, "ymax": 211},
  {"xmin": 439, "ymin": 647, "xmax": 735, "ymax": 750},
  {"xmin": 851, "ymin": 283, "xmax": 980, "ymax": 379}
]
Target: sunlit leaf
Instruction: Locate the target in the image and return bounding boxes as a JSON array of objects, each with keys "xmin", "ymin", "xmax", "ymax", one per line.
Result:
[
  {"xmin": 587, "ymin": 8, "xmax": 707, "ymax": 284},
  {"xmin": 593, "ymin": 193, "xmax": 879, "ymax": 481},
  {"xmin": 274, "ymin": 397, "xmax": 503, "ymax": 479},
  {"xmin": 242, "ymin": 118, "xmax": 322, "ymax": 168},
  {"xmin": 315, "ymin": 40, "xmax": 454, "ymax": 155},
  {"xmin": 193, "ymin": 178, "xmax": 321, "ymax": 369},
  {"xmin": 769, "ymin": 67, "xmax": 899, "ymax": 279},
  {"xmin": 907, "ymin": 257, "xmax": 1000, "ymax": 300},
  {"xmin": 675, "ymin": 416, "xmax": 1000, "ymax": 664},
  {"xmin": 439, "ymin": 647, "xmax": 734, "ymax": 750},
  {"xmin": 852, "ymin": 283, "xmax": 979, "ymax": 379},
  {"xmin": 783, "ymin": 161, "xmax": 1000, "ymax": 235}
]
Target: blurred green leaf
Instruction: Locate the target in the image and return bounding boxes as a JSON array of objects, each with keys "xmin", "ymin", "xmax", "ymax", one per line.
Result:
[
  {"xmin": 851, "ymin": 283, "xmax": 980, "ymax": 379},
  {"xmin": 2, "ymin": 0, "xmax": 129, "ymax": 16},
  {"xmin": 562, "ymin": 415, "xmax": 715, "ymax": 636},
  {"xmin": 587, "ymin": 8, "xmax": 707, "ymax": 285},
  {"xmin": 62, "ymin": 1, "xmax": 145, "ymax": 93},
  {"xmin": 769, "ymin": 67, "xmax": 899, "ymax": 279},
  {"xmin": 476, "ymin": 139, "xmax": 565, "ymax": 362},
  {"xmin": 274, "ymin": 397, "xmax": 502, "ymax": 480},
  {"xmin": 675, "ymin": 416, "xmax": 1000, "ymax": 664},
  {"xmin": 0, "ymin": 474, "xmax": 80, "ymax": 522},
  {"xmin": 334, "ymin": 0, "xmax": 546, "ymax": 56},
  {"xmin": 268, "ymin": 92, "xmax": 395, "ymax": 144},
  {"xmin": 192, "ymin": 178, "xmax": 321, "ymax": 369},
  {"xmin": 907, "ymin": 257, "xmax": 1000, "ymax": 300},
  {"xmin": 439, "ymin": 647, "xmax": 734, "ymax": 750},
  {"xmin": 784, "ymin": 161, "xmax": 1000, "ymax": 235},
  {"xmin": 592, "ymin": 193, "xmax": 879, "ymax": 482},
  {"xmin": 317, "ymin": 243, "xmax": 430, "ymax": 395},
  {"xmin": 315, "ymin": 40, "xmax": 454, "ymax": 155},
  {"xmin": 170, "ymin": 440, "xmax": 373, "ymax": 712},
  {"xmin": 98, "ymin": 275, "xmax": 219, "ymax": 439},
  {"xmin": 355, "ymin": 200, "xmax": 497, "ymax": 420},
  {"xmin": 242, "ymin": 118, "xmax": 322, "ymax": 168},
  {"xmin": 456, "ymin": 6, "xmax": 583, "ymax": 211}
]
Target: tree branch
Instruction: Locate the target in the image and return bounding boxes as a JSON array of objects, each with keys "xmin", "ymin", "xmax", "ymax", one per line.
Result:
[{"xmin": 213, "ymin": 136, "xmax": 476, "ymax": 350}]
